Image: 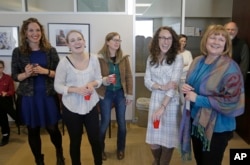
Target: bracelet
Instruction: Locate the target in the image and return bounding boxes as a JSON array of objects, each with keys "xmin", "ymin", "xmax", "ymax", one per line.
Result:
[
  {"xmin": 48, "ymin": 69, "xmax": 50, "ymax": 76},
  {"xmin": 161, "ymin": 104, "xmax": 166, "ymax": 108}
]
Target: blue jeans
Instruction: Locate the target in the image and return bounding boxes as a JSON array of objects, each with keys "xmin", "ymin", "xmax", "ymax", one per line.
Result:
[{"xmin": 99, "ymin": 88, "xmax": 127, "ymax": 152}]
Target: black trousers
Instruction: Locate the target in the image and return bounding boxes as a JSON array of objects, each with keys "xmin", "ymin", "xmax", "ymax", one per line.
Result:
[
  {"xmin": 62, "ymin": 104, "xmax": 102, "ymax": 165},
  {"xmin": 0, "ymin": 97, "xmax": 12, "ymax": 136},
  {"xmin": 192, "ymin": 131, "xmax": 233, "ymax": 165}
]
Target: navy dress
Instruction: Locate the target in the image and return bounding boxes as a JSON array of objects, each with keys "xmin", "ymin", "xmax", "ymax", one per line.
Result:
[{"xmin": 21, "ymin": 50, "xmax": 61, "ymax": 128}]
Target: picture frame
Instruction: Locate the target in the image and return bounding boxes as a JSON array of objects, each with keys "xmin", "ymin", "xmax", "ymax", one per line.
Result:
[
  {"xmin": 0, "ymin": 26, "xmax": 19, "ymax": 56},
  {"xmin": 48, "ymin": 23, "xmax": 90, "ymax": 54}
]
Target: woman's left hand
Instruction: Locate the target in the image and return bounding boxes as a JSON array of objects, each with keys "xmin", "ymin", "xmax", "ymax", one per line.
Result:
[
  {"xmin": 126, "ymin": 99, "xmax": 132, "ymax": 105},
  {"xmin": 152, "ymin": 107, "xmax": 164, "ymax": 121},
  {"xmin": 32, "ymin": 64, "xmax": 48, "ymax": 75},
  {"xmin": 185, "ymin": 90, "xmax": 197, "ymax": 102},
  {"xmin": 86, "ymin": 84, "xmax": 95, "ymax": 94}
]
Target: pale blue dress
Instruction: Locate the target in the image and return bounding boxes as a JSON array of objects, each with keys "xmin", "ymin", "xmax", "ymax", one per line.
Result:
[{"xmin": 144, "ymin": 54, "xmax": 183, "ymax": 148}]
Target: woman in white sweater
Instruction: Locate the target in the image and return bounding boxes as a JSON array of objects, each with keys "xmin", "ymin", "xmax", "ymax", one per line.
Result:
[{"xmin": 54, "ymin": 30, "xmax": 102, "ymax": 165}]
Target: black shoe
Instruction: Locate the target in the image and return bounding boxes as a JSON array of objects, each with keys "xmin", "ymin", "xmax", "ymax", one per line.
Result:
[
  {"xmin": 102, "ymin": 151, "xmax": 107, "ymax": 160},
  {"xmin": 56, "ymin": 148, "xmax": 65, "ymax": 165},
  {"xmin": 35, "ymin": 154, "xmax": 44, "ymax": 165},
  {"xmin": 117, "ymin": 151, "xmax": 125, "ymax": 160},
  {"xmin": 0, "ymin": 136, "xmax": 9, "ymax": 146}
]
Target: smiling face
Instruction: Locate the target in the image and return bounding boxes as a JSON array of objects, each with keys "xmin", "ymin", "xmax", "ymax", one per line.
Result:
[
  {"xmin": 26, "ymin": 22, "xmax": 41, "ymax": 45},
  {"xmin": 206, "ymin": 33, "xmax": 226, "ymax": 56},
  {"xmin": 158, "ymin": 29, "xmax": 173, "ymax": 54},
  {"xmin": 107, "ymin": 35, "xmax": 121, "ymax": 52},
  {"xmin": 67, "ymin": 31, "xmax": 85, "ymax": 54}
]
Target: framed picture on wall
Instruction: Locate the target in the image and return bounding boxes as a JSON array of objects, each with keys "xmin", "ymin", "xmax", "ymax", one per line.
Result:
[
  {"xmin": 0, "ymin": 26, "xmax": 19, "ymax": 56},
  {"xmin": 48, "ymin": 23, "xmax": 90, "ymax": 54}
]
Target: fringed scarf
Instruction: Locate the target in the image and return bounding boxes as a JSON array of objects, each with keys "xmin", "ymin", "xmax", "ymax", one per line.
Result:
[{"xmin": 179, "ymin": 55, "xmax": 245, "ymax": 160}]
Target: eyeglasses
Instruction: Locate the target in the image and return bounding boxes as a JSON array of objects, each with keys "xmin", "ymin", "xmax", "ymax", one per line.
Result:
[
  {"xmin": 158, "ymin": 36, "xmax": 173, "ymax": 42},
  {"xmin": 111, "ymin": 39, "xmax": 122, "ymax": 43}
]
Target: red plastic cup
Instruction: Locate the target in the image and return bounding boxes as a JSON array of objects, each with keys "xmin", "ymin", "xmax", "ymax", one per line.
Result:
[
  {"xmin": 109, "ymin": 74, "xmax": 116, "ymax": 84},
  {"xmin": 84, "ymin": 94, "xmax": 91, "ymax": 101},
  {"xmin": 153, "ymin": 120, "xmax": 160, "ymax": 129}
]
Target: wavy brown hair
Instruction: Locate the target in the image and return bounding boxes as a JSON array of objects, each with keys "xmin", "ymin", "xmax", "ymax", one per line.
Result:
[
  {"xmin": 98, "ymin": 32, "xmax": 123, "ymax": 62},
  {"xmin": 149, "ymin": 26, "xmax": 179, "ymax": 67},
  {"xmin": 19, "ymin": 17, "xmax": 51, "ymax": 55}
]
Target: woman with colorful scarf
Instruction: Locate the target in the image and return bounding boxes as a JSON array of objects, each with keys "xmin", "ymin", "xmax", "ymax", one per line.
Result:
[{"xmin": 180, "ymin": 25, "xmax": 245, "ymax": 165}]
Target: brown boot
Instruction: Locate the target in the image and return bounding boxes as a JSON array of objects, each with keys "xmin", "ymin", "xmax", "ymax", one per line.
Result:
[
  {"xmin": 151, "ymin": 148, "xmax": 162, "ymax": 165},
  {"xmin": 160, "ymin": 147, "xmax": 174, "ymax": 165}
]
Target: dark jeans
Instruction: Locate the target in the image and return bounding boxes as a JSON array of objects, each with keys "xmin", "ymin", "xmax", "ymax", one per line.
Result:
[
  {"xmin": 62, "ymin": 104, "xmax": 102, "ymax": 165},
  {"xmin": 192, "ymin": 131, "xmax": 233, "ymax": 165},
  {"xmin": 99, "ymin": 88, "xmax": 127, "ymax": 152}
]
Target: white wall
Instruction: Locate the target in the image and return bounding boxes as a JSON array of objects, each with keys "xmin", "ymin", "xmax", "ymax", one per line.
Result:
[
  {"xmin": 186, "ymin": 0, "xmax": 233, "ymax": 17},
  {"xmin": 0, "ymin": 13, "xmax": 134, "ymax": 120}
]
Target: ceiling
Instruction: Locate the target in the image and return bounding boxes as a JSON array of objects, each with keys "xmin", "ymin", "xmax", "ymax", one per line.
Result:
[
  {"xmin": 136, "ymin": 0, "xmax": 182, "ymax": 18},
  {"xmin": 135, "ymin": 0, "xmax": 154, "ymax": 15}
]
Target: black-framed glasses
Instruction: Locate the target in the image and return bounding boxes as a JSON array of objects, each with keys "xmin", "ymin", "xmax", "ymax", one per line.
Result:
[{"xmin": 158, "ymin": 36, "xmax": 172, "ymax": 42}]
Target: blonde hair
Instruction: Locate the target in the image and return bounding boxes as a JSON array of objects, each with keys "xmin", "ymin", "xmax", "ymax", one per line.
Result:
[{"xmin": 200, "ymin": 25, "xmax": 232, "ymax": 57}]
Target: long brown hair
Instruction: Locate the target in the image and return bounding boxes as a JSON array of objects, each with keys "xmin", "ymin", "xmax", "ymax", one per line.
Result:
[
  {"xmin": 149, "ymin": 26, "xmax": 179, "ymax": 66},
  {"xmin": 98, "ymin": 32, "xmax": 123, "ymax": 62},
  {"xmin": 19, "ymin": 17, "xmax": 51, "ymax": 55}
]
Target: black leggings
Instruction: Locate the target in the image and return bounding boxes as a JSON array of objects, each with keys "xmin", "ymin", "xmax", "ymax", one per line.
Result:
[
  {"xmin": 62, "ymin": 104, "xmax": 102, "ymax": 165},
  {"xmin": 27, "ymin": 124, "xmax": 62, "ymax": 159},
  {"xmin": 192, "ymin": 131, "xmax": 233, "ymax": 165}
]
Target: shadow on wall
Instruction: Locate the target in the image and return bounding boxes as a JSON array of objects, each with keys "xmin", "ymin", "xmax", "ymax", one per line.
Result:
[{"xmin": 136, "ymin": 35, "xmax": 152, "ymax": 72}]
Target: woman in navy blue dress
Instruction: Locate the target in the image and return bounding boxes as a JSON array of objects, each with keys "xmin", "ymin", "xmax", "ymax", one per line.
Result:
[{"xmin": 11, "ymin": 17, "xmax": 64, "ymax": 165}]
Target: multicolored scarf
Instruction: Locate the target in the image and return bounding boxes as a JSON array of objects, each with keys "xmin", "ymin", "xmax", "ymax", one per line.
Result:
[{"xmin": 179, "ymin": 55, "xmax": 245, "ymax": 160}]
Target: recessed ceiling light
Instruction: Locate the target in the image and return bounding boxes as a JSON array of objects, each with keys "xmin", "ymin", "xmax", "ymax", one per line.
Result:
[{"xmin": 136, "ymin": 3, "xmax": 151, "ymax": 7}]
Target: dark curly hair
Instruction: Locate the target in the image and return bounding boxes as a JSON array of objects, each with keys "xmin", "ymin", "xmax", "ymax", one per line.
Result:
[{"xmin": 149, "ymin": 26, "xmax": 179, "ymax": 67}]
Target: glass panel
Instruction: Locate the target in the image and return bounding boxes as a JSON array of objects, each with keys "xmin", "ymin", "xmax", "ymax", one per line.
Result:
[
  {"xmin": 135, "ymin": 0, "xmax": 182, "ymax": 73},
  {"xmin": 135, "ymin": 20, "xmax": 153, "ymax": 72},
  {"xmin": 77, "ymin": 0, "xmax": 125, "ymax": 12},
  {"xmin": 27, "ymin": 0, "xmax": 74, "ymax": 12},
  {"xmin": 0, "ymin": 0, "xmax": 22, "ymax": 12}
]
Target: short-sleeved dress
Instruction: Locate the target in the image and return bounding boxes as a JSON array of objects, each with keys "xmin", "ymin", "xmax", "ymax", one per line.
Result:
[
  {"xmin": 144, "ymin": 54, "xmax": 183, "ymax": 148},
  {"xmin": 21, "ymin": 50, "xmax": 61, "ymax": 128}
]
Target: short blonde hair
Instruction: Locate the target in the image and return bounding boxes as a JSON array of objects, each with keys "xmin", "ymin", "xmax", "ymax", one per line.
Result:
[{"xmin": 200, "ymin": 25, "xmax": 232, "ymax": 57}]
